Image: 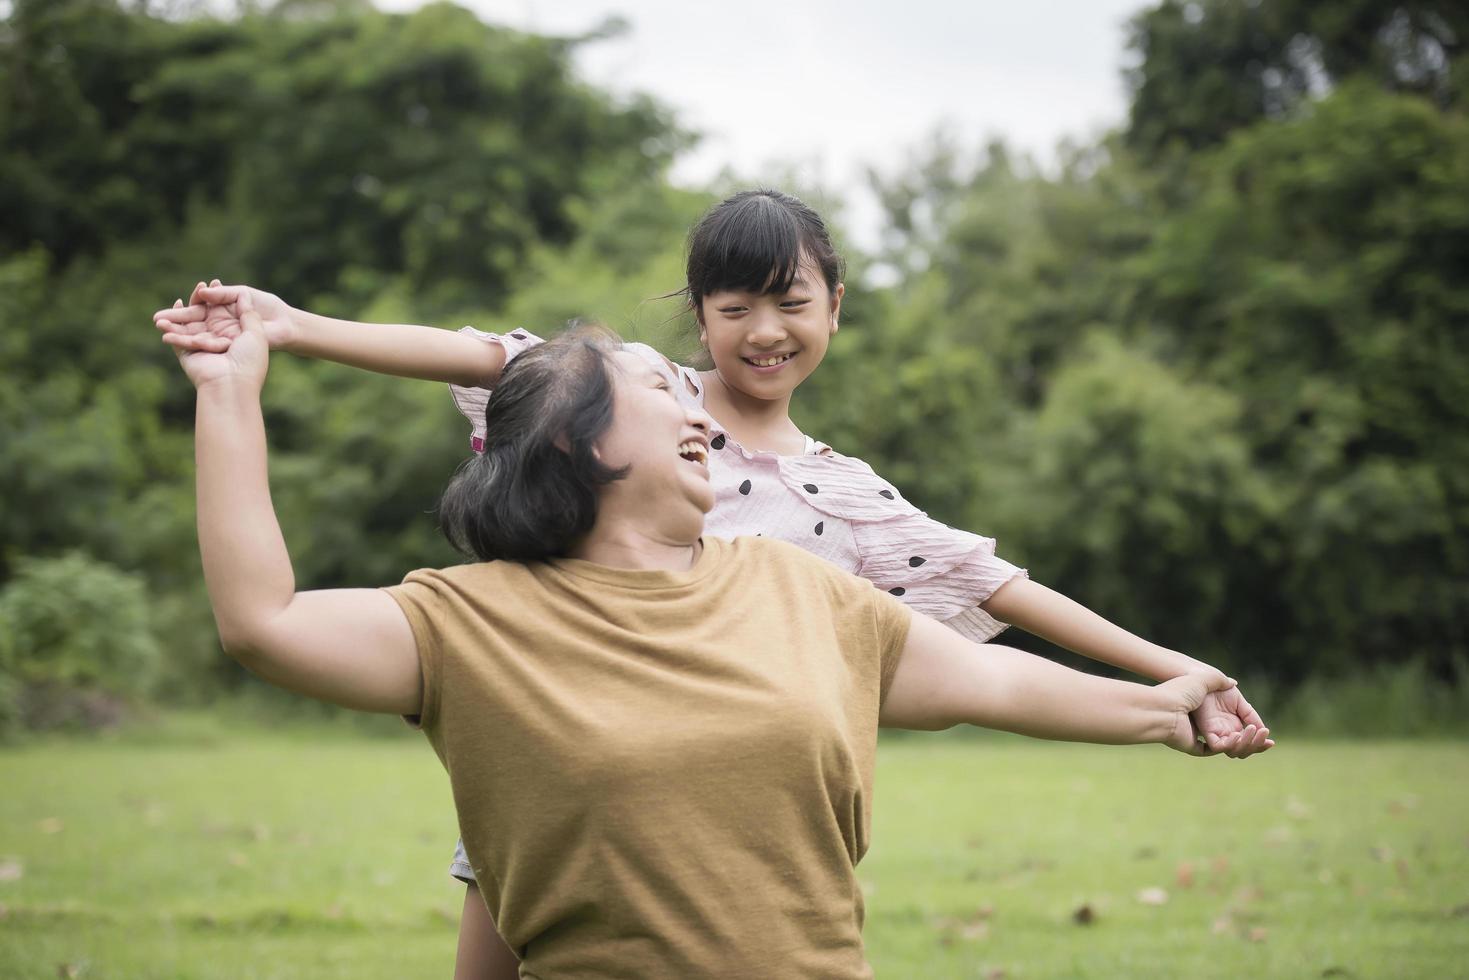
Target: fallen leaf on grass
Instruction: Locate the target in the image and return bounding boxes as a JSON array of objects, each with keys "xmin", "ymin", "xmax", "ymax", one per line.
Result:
[
  {"xmin": 0, "ymin": 860, "xmax": 23, "ymax": 883},
  {"xmin": 1263, "ymin": 825, "xmax": 1292, "ymax": 845},
  {"xmin": 1211, "ymin": 915, "xmax": 1233, "ymax": 936},
  {"xmin": 1072, "ymin": 904, "xmax": 1095, "ymax": 925},
  {"xmin": 38, "ymin": 818, "xmax": 63, "ymax": 835},
  {"xmin": 56, "ymin": 963, "xmax": 83, "ymax": 978},
  {"xmin": 983, "ymin": 968, "xmax": 1007, "ymax": 980},
  {"xmin": 1386, "ymin": 795, "xmax": 1419, "ymax": 815},
  {"xmin": 227, "ymin": 852, "xmax": 249, "ymax": 868},
  {"xmin": 1370, "ymin": 845, "xmax": 1395, "ymax": 863},
  {"xmin": 1175, "ymin": 861, "xmax": 1195, "ymax": 889},
  {"xmin": 1285, "ymin": 796, "xmax": 1313, "ymax": 820},
  {"xmin": 1137, "ymin": 887, "xmax": 1169, "ymax": 906},
  {"xmin": 1247, "ymin": 926, "xmax": 1268, "ymax": 943}
]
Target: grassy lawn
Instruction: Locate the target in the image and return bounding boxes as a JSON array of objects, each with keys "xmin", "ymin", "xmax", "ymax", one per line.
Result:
[{"xmin": 2, "ymin": 728, "xmax": 1466, "ymax": 978}]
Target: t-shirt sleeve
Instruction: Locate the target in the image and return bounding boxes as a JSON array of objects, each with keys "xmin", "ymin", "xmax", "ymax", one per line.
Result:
[
  {"xmin": 869, "ymin": 587, "xmax": 913, "ymax": 705},
  {"xmin": 381, "ymin": 569, "xmax": 451, "ymax": 732},
  {"xmin": 448, "ymin": 327, "xmax": 546, "ymax": 453}
]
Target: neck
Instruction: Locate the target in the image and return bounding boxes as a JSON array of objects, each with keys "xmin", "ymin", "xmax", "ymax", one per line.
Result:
[
  {"xmin": 568, "ymin": 521, "xmax": 702, "ymax": 572},
  {"xmin": 705, "ymin": 370, "xmax": 797, "ymax": 433}
]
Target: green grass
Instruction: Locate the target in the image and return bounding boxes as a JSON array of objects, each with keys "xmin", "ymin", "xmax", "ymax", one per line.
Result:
[{"xmin": 2, "ymin": 729, "xmax": 1467, "ymax": 978}]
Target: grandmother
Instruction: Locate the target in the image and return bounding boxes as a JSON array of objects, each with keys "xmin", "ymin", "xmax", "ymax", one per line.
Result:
[{"xmin": 178, "ymin": 295, "xmax": 1230, "ymax": 979}]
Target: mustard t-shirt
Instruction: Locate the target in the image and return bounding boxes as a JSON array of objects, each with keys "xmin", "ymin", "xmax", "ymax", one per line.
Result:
[{"xmin": 385, "ymin": 535, "xmax": 912, "ymax": 979}]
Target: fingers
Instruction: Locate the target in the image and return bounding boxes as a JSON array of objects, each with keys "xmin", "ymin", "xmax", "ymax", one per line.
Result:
[
  {"xmin": 161, "ymin": 331, "xmax": 232, "ymax": 353},
  {"xmin": 153, "ymin": 302, "xmax": 208, "ymax": 325}
]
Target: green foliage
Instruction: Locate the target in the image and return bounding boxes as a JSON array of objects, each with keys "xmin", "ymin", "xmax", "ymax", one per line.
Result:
[
  {"xmin": 0, "ymin": 552, "xmax": 161, "ymax": 730},
  {"xmin": 1125, "ymin": 0, "xmax": 1467, "ymax": 159}
]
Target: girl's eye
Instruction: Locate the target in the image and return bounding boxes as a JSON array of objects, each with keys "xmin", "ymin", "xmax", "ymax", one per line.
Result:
[
  {"xmin": 781, "ymin": 300, "xmax": 810, "ymax": 309},
  {"xmin": 718, "ymin": 306, "xmax": 746, "ymax": 315}
]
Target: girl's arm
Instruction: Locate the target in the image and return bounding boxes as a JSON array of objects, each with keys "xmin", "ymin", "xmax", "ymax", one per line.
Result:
[
  {"xmin": 155, "ymin": 280, "xmax": 504, "ymax": 388},
  {"xmin": 182, "ymin": 294, "xmax": 422, "ymax": 713},
  {"xmin": 980, "ymin": 577, "xmax": 1272, "ymax": 754},
  {"xmin": 455, "ymin": 884, "xmax": 521, "ymax": 980},
  {"xmin": 880, "ymin": 612, "xmax": 1262, "ymax": 753}
]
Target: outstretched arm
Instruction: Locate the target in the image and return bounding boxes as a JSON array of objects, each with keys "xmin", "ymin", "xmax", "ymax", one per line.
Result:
[
  {"xmin": 881, "ymin": 612, "xmax": 1262, "ymax": 754},
  {"xmin": 981, "ymin": 577, "xmax": 1272, "ymax": 756},
  {"xmin": 183, "ymin": 294, "xmax": 422, "ymax": 714},
  {"xmin": 156, "ymin": 280, "xmax": 504, "ymax": 388}
]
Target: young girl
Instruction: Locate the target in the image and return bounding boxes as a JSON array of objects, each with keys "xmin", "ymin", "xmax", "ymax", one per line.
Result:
[{"xmin": 156, "ymin": 189, "xmax": 1271, "ymax": 976}]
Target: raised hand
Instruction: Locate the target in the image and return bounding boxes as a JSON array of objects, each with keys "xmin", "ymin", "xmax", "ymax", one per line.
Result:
[
  {"xmin": 165, "ymin": 292, "xmax": 270, "ymax": 391},
  {"xmin": 153, "ymin": 279, "xmax": 297, "ymax": 353},
  {"xmin": 1158, "ymin": 673, "xmax": 1262, "ymax": 756},
  {"xmin": 1191, "ymin": 684, "xmax": 1273, "ymax": 758}
]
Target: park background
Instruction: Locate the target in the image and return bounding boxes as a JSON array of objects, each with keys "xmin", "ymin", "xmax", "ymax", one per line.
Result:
[{"xmin": 1, "ymin": 0, "xmax": 1467, "ymax": 976}]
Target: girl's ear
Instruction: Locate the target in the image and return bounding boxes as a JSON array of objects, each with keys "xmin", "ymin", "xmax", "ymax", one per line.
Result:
[{"xmin": 829, "ymin": 282, "xmax": 846, "ymax": 336}]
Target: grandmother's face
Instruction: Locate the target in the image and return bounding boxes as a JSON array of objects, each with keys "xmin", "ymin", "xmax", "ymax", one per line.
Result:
[{"xmin": 596, "ymin": 352, "xmax": 715, "ymax": 527}]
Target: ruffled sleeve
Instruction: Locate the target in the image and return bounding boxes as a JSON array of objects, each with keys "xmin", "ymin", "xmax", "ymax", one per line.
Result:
[
  {"xmin": 773, "ymin": 451, "xmax": 1027, "ymax": 643},
  {"xmin": 448, "ymin": 327, "xmax": 545, "ymax": 452}
]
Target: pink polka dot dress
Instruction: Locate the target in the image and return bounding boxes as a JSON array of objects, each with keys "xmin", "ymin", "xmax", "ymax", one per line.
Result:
[{"xmin": 450, "ymin": 328, "xmax": 1027, "ymax": 642}]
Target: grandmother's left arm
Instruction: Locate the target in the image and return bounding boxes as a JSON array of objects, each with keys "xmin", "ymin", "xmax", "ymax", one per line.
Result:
[{"xmin": 880, "ymin": 612, "xmax": 1268, "ymax": 755}]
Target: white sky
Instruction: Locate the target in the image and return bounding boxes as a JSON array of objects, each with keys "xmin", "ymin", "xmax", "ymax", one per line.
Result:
[{"xmin": 375, "ymin": 0, "xmax": 1152, "ymax": 249}]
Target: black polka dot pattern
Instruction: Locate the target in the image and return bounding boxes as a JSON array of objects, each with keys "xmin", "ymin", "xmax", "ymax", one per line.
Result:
[
  {"xmin": 878, "ymin": 489, "xmax": 895, "ymax": 500},
  {"xmin": 909, "ymin": 556, "xmax": 926, "ymax": 567},
  {"xmin": 814, "ymin": 521, "xmax": 824, "ymax": 536},
  {"xmin": 803, "ymin": 484, "xmax": 819, "ymax": 494},
  {"xmin": 711, "ymin": 434, "xmax": 726, "ymax": 450},
  {"xmin": 889, "ymin": 587, "xmax": 906, "ymax": 596},
  {"xmin": 511, "ymin": 331, "xmax": 527, "ymax": 340},
  {"xmin": 738, "ymin": 479, "xmax": 752, "ymax": 495}
]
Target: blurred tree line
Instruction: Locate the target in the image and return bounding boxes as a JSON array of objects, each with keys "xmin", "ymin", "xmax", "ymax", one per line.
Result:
[{"xmin": 0, "ymin": 0, "xmax": 1464, "ymax": 729}]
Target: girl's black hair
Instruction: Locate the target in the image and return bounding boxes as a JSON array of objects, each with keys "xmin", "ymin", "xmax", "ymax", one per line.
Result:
[
  {"xmin": 683, "ymin": 189, "xmax": 845, "ymax": 321},
  {"xmin": 438, "ymin": 328, "xmax": 629, "ymax": 562}
]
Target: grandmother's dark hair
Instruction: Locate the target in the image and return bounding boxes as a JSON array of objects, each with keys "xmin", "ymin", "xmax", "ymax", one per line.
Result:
[
  {"xmin": 683, "ymin": 189, "xmax": 845, "ymax": 321},
  {"xmin": 438, "ymin": 328, "xmax": 629, "ymax": 562}
]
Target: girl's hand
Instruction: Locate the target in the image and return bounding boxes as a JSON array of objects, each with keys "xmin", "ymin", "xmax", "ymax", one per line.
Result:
[
  {"xmin": 1159, "ymin": 674, "xmax": 1272, "ymax": 757},
  {"xmin": 167, "ymin": 292, "xmax": 270, "ymax": 391},
  {"xmin": 1192, "ymin": 685, "xmax": 1274, "ymax": 758},
  {"xmin": 153, "ymin": 279, "xmax": 298, "ymax": 353}
]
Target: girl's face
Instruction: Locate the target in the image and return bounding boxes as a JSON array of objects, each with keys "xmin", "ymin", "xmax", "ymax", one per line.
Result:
[{"xmin": 698, "ymin": 257, "xmax": 844, "ymax": 403}]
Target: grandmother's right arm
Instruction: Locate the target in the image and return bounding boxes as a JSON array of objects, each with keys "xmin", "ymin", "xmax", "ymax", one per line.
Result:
[{"xmin": 194, "ymin": 355, "xmax": 422, "ymax": 716}]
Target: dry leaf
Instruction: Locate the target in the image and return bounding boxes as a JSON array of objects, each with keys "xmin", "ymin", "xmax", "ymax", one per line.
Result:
[
  {"xmin": 1264, "ymin": 825, "xmax": 1292, "ymax": 845},
  {"xmin": 1175, "ymin": 861, "xmax": 1195, "ymax": 889},
  {"xmin": 1285, "ymin": 797, "xmax": 1313, "ymax": 820},
  {"xmin": 1211, "ymin": 915, "xmax": 1234, "ymax": 936},
  {"xmin": 983, "ymin": 969, "xmax": 1008, "ymax": 980},
  {"xmin": 56, "ymin": 963, "xmax": 83, "ymax": 979},
  {"xmin": 0, "ymin": 859, "xmax": 23, "ymax": 883},
  {"xmin": 1137, "ymin": 887, "xmax": 1169, "ymax": 906},
  {"xmin": 1211, "ymin": 855, "xmax": 1231, "ymax": 875},
  {"xmin": 1072, "ymin": 904, "xmax": 1095, "ymax": 925},
  {"xmin": 1370, "ymin": 845, "xmax": 1395, "ymax": 863},
  {"xmin": 1247, "ymin": 926, "xmax": 1268, "ymax": 943},
  {"xmin": 38, "ymin": 817, "xmax": 63, "ymax": 835},
  {"xmin": 227, "ymin": 852, "xmax": 249, "ymax": 868}
]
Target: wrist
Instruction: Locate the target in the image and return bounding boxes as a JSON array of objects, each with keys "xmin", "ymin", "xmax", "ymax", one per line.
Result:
[
  {"xmin": 196, "ymin": 375, "xmax": 265, "ymax": 402},
  {"xmin": 282, "ymin": 306, "xmax": 313, "ymax": 353}
]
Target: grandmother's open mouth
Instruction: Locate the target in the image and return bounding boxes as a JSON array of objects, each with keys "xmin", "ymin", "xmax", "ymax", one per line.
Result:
[{"xmin": 677, "ymin": 440, "xmax": 708, "ymax": 467}]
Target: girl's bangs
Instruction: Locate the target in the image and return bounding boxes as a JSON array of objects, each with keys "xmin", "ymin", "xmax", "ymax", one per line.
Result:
[{"xmin": 692, "ymin": 197, "xmax": 807, "ymax": 298}]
